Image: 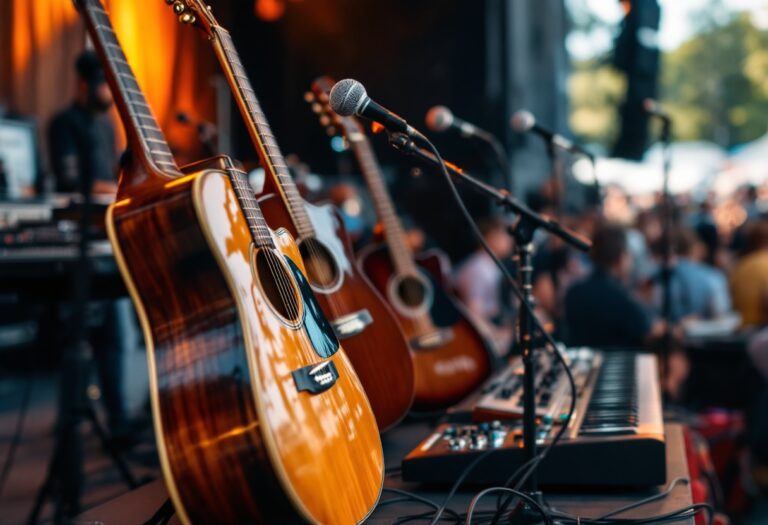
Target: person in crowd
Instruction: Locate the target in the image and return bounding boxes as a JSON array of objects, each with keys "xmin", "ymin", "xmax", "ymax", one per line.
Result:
[
  {"xmin": 730, "ymin": 219, "xmax": 768, "ymax": 327},
  {"xmin": 49, "ymin": 50, "xmax": 117, "ymax": 195},
  {"xmin": 653, "ymin": 228, "xmax": 731, "ymax": 322},
  {"xmin": 47, "ymin": 51, "xmax": 130, "ymax": 442},
  {"xmin": 454, "ymin": 216, "xmax": 514, "ymax": 356},
  {"xmin": 564, "ymin": 224, "xmax": 664, "ymax": 348}
]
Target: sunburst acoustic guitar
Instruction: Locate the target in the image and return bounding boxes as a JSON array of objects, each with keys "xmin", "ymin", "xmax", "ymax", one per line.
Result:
[
  {"xmin": 76, "ymin": 0, "xmax": 383, "ymax": 523},
  {"xmin": 309, "ymin": 77, "xmax": 493, "ymax": 411},
  {"xmin": 164, "ymin": 0, "xmax": 416, "ymax": 431}
]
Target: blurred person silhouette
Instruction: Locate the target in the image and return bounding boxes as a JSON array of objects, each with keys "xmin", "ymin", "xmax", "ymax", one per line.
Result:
[
  {"xmin": 454, "ymin": 216, "xmax": 515, "ymax": 356},
  {"xmin": 47, "ymin": 51, "xmax": 132, "ymax": 443},
  {"xmin": 730, "ymin": 219, "xmax": 768, "ymax": 327},
  {"xmin": 48, "ymin": 50, "xmax": 117, "ymax": 195},
  {"xmin": 564, "ymin": 224, "xmax": 664, "ymax": 348},
  {"xmin": 651, "ymin": 228, "xmax": 731, "ymax": 322}
]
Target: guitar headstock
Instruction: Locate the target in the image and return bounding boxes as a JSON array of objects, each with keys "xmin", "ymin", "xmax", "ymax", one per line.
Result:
[
  {"xmin": 307, "ymin": 76, "xmax": 367, "ymax": 145},
  {"xmin": 161, "ymin": 0, "xmax": 219, "ymax": 35}
]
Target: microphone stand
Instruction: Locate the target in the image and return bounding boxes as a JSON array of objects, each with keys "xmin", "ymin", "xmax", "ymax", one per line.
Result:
[
  {"xmin": 546, "ymin": 141, "xmax": 562, "ymax": 218},
  {"xmin": 659, "ymin": 119, "xmax": 673, "ymax": 375},
  {"xmin": 388, "ymin": 133, "xmax": 590, "ymax": 252},
  {"xmin": 388, "ymin": 132, "xmax": 589, "ymax": 505}
]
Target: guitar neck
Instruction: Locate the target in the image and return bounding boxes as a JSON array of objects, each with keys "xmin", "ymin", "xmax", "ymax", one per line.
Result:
[
  {"xmin": 347, "ymin": 129, "xmax": 418, "ymax": 276},
  {"xmin": 78, "ymin": 0, "xmax": 181, "ymax": 189},
  {"xmin": 211, "ymin": 26, "xmax": 314, "ymax": 239}
]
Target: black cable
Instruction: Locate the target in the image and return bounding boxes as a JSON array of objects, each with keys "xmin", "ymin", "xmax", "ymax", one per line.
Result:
[
  {"xmin": 410, "ymin": 133, "xmax": 578, "ymax": 525},
  {"xmin": 543, "ymin": 477, "xmax": 689, "ymax": 524},
  {"xmin": 380, "ymin": 487, "xmax": 462, "ymax": 523},
  {"xmin": 466, "ymin": 487, "xmax": 554, "ymax": 525},
  {"xmin": 593, "ymin": 478, "xmax": 689, "ymax": 520},
  {"xmin": 427, "ymin": 449, "xmax": 496, "ymax": 525},
  {"xmin": 0, "ymin": 375, "xmax": 33, "ymax": 500},
  {"xmin": 547, "ymin": 502, "xmax": 713, "ymax": 524}
]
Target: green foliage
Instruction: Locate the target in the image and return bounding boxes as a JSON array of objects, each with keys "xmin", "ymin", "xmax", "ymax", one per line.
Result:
[
  {"xmin": 569, "ymin": 10, "xmax": 768, "ymax": 149},
  {"xmin": 569, "ymin": 59, "xmax": 625, "ymax": 147}
]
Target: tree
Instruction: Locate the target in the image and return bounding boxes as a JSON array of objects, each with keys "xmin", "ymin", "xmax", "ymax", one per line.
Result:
[{"xmin": 568, "ymin": 7, "xmax": 768, "ymax": 150}]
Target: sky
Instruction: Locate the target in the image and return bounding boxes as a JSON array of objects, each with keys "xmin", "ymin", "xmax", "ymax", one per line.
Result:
[{"xmin": 566, "ymin": 0, "xmax": 768, "ymax": 60}]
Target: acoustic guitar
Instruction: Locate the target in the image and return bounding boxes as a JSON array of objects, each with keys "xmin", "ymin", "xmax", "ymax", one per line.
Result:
[
  {"xmin": 76, "ymin": 1, "xmax": 383, "ymax": 523},
  {"xmin": 309, "ymin": 77, "xmax": 493, "ymax": 411},
  {"xmin": 164, "ymin": 0, "xmax": 415, "ymax": 431}
]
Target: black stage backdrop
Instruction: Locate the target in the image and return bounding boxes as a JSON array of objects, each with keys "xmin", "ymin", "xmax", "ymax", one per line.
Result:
[{"xmin": 224, "ymin": 0, "xmax": 567, "ymax": 261}]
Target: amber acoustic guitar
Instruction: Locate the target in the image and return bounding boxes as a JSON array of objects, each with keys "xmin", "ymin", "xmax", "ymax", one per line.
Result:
[
  {"xmin": 310, "ymin": 77, "xmax": 493, "ymax": 411},
  {"xmin": 164, "ymin": 0, "xmax": 415, "ymax": 431},
  {"xmin": 76, "ymin": 1, "xmax": 383, "ymax": 523}
]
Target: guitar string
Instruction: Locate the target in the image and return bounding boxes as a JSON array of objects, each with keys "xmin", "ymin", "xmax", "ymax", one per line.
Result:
[
  {"xmin": 219, "ymin": 29, "xmax": 347, "ymax": 322},
  {"xmin": 218, "ymin": 36, "xmax": 304, "ymax": 322},
  {"xmin": 345, "ymin": 120, "xmax": 435, "ymax": 335},
  {"xmin": 234, "ymin": 172, "xmax": 298, "ymax": 320}
]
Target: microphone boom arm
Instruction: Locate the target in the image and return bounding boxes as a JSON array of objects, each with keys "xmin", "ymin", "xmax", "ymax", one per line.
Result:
[{"xmin": 387, "ymin": 132, "xmax": 591, "ymax": 252}]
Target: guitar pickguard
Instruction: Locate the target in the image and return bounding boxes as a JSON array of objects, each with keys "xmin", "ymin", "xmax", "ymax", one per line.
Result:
[{"xmin": 285, "ymin": 257, "xmax": 340, "ymax": 359}]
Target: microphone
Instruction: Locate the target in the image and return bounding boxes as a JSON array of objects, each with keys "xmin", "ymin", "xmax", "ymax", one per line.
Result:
[
  {"xmin": 511, "ymin": 110, "xmax": 594, "ymax": 162},
  {"xmin": 426, "ymin": 105, "xmax": 488, "ymax": 140},
  {"xmin": 427, "ymin": 105, "xmax": 509, "ymax": 175},
  {"xmin": 329, "ymin": 78, "xmax": 419, "ymax": 137}
]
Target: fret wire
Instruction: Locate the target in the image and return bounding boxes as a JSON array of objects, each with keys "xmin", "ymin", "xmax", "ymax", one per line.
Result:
[
  {"xmin": 214, "ymin": 26, "xmax": 315, "ymax": 233},
  {"xmin": 350, "ymin": 135, "xmax": 415, "ymax": 271},
  {"xmin": 84, "ymin": 4, "xmax": 179, "ymax": 175}
]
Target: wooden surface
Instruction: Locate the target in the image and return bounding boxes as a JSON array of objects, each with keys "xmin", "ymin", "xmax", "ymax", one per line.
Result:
[
  {"xmin": 258, "ymin": 193, "xmax": 416, "ymax": 431},
  {"xmin": 361, "ymin": 246, "xmax": 492, "ymax": 411},
  {"xmin": 77, "ymin": 422, "xmax": 693, "ymax": 524},
  {"xmin": 109, "ymin": 170, "xmax": 384, "ymax": 524}
]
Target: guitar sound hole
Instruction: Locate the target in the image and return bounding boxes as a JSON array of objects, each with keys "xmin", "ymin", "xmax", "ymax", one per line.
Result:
[
  {"xmin": 255, "ymin": 249, "xmax": 301, "ymax": 322},
  {"xmin": 397, "ymin": 276, "xmax": 428, "ymax": 308},
  {"xmin": 299, "ymin": 238, "xmax": 340, "ymax": 289}
]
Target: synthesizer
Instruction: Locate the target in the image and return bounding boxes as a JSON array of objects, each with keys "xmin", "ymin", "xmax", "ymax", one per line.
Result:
[{"xmin": 402, "ymin": 350, "xmax": 666, "ymax": 487}]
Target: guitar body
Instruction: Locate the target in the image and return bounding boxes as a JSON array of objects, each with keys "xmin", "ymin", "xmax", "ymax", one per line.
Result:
[
  {"xmin": 258, "ymin": 192, "xmax": 415, "ymax": 430},
  {"xmin": 359, "ymin": 244, "xmax": 493, "ymax": 411},
  {"xmin": 108, "ymin": 167, "xmax": 383, "ymax": 525}
]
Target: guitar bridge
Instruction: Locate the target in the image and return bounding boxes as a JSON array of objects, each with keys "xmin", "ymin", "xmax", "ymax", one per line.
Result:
[
  {"xmin": 292, "ymin": 361, "xmax": 339, "ymax": 394},
  {"xmin": 331, "ymin": 309, "xmax": 373, "ymax": 339}
]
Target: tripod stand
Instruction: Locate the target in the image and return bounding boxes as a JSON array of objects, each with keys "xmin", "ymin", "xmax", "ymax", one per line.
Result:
[{"xmin": 27, "ymin": 170, "xmax": 138, "ymax": 524}]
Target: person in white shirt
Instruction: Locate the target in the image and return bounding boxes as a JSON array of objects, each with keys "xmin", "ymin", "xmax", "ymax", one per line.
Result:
[{"xmin": 454, "ymin": 217, "xmax": 514, "ymax": 356}]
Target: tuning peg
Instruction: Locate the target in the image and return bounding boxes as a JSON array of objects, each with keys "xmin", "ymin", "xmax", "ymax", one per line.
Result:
[
  {"xmin": 165, "ymin": 0, "xmax": 175, "ymax": 4},
  {"xmin": 304, "ymin": 92, "xmax": 315, "ymax": 103},
  {"xmin": 311, "ymin": 102, "xmax": 323, "ymax": 114},
  {"xmin": 179, "ymin": 11, "xmax": 196, "ymax": 23},
  {"xmin": 172, "ymin": 1, "xmax": 185, "ymax": 14},
  {"xmin": 319, "ymin": 114, "xmax": 332, "ymax": 127},
  {"xmin": 326, "ymin": 127, "xmax": 337, "ymax": 137}
]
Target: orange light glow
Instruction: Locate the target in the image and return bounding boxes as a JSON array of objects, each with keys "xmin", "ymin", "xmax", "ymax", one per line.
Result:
[
  {"xmin": 105, "ymin": 0, "xmax": 207, "ymax": 152},
  {"xmin": 10, "ymin": 0, "xmax": 215, "ymax": 166},
  {"xmin": 11, "ymin": 1, "xmax": 79, "ymax": 78},
  {"xmin": 255, "ymin": 0, "xmax": 286, "ymax": 22}
]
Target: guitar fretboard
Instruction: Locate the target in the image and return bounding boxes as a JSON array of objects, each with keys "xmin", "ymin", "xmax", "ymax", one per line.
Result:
[
  {"xmin": 228, "ymin": 167, "xmax": 274, "ymax": 248},
  {"xmin": 214, "ymin": 27, "xmax": 314, "ymax": 239},
  {"xmin": 79, "ymin": 0, "xmax": 181, "ymax": 177},
  {"xmin": 346, "ymin": 126, "xmax": 418, "ymax": 276}
]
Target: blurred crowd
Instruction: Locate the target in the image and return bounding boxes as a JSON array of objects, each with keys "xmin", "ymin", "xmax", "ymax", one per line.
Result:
[
  {"xmin": 453, "ymin": 183, "xmax": 768, "ymax": 355},
  {"xmin": 449, "ymin": 181, "xmax": 768, "ymax": 521}
]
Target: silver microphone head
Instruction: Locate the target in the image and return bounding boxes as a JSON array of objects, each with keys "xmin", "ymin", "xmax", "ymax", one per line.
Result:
[
  {"xmin": 425, "ymin": 105, "xmax": 454, "ymax": 132},
  {"xmin": 510, "ymin": 110, "xmax": 536, "ymax": 132},
  {"xmin": 329, "ymin": 79, "xmax": 368, "ymax": 117}
]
